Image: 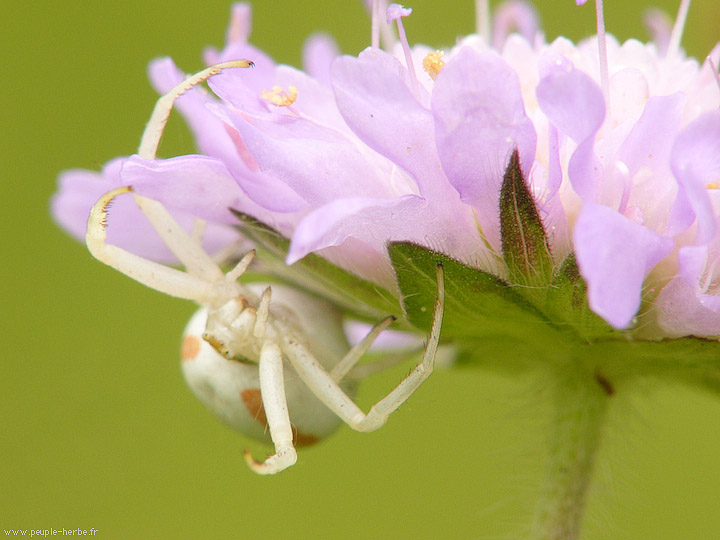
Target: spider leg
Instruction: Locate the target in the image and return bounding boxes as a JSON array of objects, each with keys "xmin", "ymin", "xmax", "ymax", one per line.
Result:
[
  {"xmin": 86, "ymin": 60, "xmax": 257, "ymax": 302},
  {"xmin": 244, "ymin": 340, "xmax": 297, "ymax": 475},
  {"xmin": 281, "ymin": 264, "xmax": 445, "ymax": 433},
  {"xmin": 87, "ymin": 187, "xmax": 257, "ymax": 306},
  {"xmin": 86, "ymin": 187, "xmax": 214, "ymax": 301},
  {"xmin": 345, "ymin": 349, "xmax": 420, "ymax": 380},
  {"xmin": 329, "ymin": 315, "xmax": 396, "ymax": 382},
  {"xmin": 138, "ymin": 59, "xmax": 254, "ymax": 161},
  {"xmin": 253, "ymin": 287, "xmax": 272, "ymax": 339}
]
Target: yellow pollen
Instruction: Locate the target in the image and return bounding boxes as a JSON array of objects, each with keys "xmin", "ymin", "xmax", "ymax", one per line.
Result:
[
  {"xmin": 422, "ymin": 51, "xmax": 445, "ymax": 80},
  {"xmin": 707, "ymin": 182, "xmax": 720, "ymax": 189},
  {"xmin": 260, "ymin": 85, "xmax": 298, "ymax": 107}
]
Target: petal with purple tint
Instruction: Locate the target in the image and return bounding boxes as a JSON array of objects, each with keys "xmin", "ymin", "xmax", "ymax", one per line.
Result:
[
  {"xmin": 332, "ymin": 49, "xmax": 452, "ymax": 199},
  {"xmin": 287, "ymin": 195, "xmax": 425, "ymax": 265},
  {"xmin": 655, "ymin": 277, "xmax": 720, "ymax": 337},
  {"xmin": 121, "ymin": 155, "xmax": 245, "ymax": 223},
  {"xmin": 302, "ymin": 33, "xmax": 340, "ymax": 86},
  {"xmin": 492, "ymin": 1, "xmax": 540, "ymax": 50},
  {"xmin": 206, "ymin": 39, "xmax": 277, "ymax": 116},
  {"xmin": 537, "ymin": 64, "xmax": 605, "ymax": 200},
  {"xmin": 223, "ymin": 111, "xmax": 391, "ymax": 205},
  {"xmin": 656, "ymin": 245, "xmax": 720, "ymax": 337},
  {"xmin": 51, "ymin": 159, "xmax": 238, "ymax": 263},
  {"xmin": 617, "ymin": 93, "xmax": 684, "ymax": 181},
  {"xmin": 432, "ymin": 47, "xmax": 537, "ymax": 251},
  {"xmin": 616, "ymin": 93, "xmax": 685, "ymax": 230},
  {"xmin": 574, "ymin": 202, "xmax": 674, "ymax": 328},
  {"xmin": 670, "ymin": 110, "xmax": 720, "ymax": 244},
  {"xmin": 149, "ymin": 58, "xmax": 308, "ymax": 214}
]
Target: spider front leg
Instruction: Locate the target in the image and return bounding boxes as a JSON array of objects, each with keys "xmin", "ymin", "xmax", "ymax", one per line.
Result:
[
  {"xmin": 280, "ymin": 264, "xmax": 445, "ymax": 433},
  {"xmin": 243, "ymin": 340, "xmax": 297, "ymax": 475}
]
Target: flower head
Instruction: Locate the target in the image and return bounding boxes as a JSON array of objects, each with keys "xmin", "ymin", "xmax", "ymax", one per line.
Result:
[{"xmin": 52, "ymin": 0, "xmax": 720, "ymax": 341}]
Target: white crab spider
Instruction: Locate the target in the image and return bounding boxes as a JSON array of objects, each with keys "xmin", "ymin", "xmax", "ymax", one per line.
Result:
[
  {"xmin": 182, "ymin": 283, "xmax": 377, "ymax": 448},
  {"xmin": 85, "ymin": 60, "xmax": 445, "ymax": 474}
]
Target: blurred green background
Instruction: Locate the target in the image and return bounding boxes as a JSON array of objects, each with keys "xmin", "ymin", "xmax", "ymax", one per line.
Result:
[{"xmin": 2, "ymin": 0, "xmax": 719, "ymax": 538}]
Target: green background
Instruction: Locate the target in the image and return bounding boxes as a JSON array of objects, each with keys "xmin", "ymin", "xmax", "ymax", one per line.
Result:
[{"xmin": 3, "ymin": 1, "xmax": 719, "ymax": 538}]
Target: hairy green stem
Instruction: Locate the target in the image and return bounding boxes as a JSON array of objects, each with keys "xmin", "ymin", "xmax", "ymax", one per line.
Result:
[{"xmin": 530, "ymin": 367, "xmax": 610, "ymax": 540}]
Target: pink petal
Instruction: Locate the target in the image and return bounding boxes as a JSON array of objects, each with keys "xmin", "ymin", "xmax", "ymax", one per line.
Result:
[
  {"xmin": 287, "ymin": 195, "xmax": 424, "ymax": 265},
  {"xmin": 302, "ymin": 33, "xmax": 340, "ymax": 86},
  {"xmin": 332, "ymin": 49, "xmax": 448, "ymax": 198},
  {"xmin": 52, "ymin": 159, "xmax": 238, "ymax": 263},
  {"xmin": 656, "ymin": 245, "xmax": 720, "ymax": 337},
  {"xmin": 492, "ymin": 1, "xmax": 540, "ymax": 49},
  {"xmin": 537, "ymin": 64, "xmax": 605, "ymax": 201},
  {"xmin": 574, "ymin": 202, "xmax": 674, "ymax": 328},
  {"xmin": 223, "ymin": 110, "xmax": 392, "ymax": 205},
  {"xmin": 121, "ymin": 155, "xmax": 245, "ymax": 223},
  {"xmin": 670, "ymin": 110, "xmax": 720, "ymax": 244},
  {"xmin": 432, "ymin": 47, "xmax": 537, "ymax": 252}
]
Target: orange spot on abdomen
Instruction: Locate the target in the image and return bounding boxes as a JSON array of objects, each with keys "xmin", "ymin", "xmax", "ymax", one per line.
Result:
[
  {"xmin": 240, "ymin": 388, "xmax": 319, "ymax": 447},
  {"xmin": 241, "ymin": 389, "xmax": 268, "ymax": 425},
  {"xmin": 181, "ymin": 335, "xmax": 201, "ymax": 361}
]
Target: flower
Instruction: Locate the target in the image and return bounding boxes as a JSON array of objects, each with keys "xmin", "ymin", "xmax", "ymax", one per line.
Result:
[{"xmin": 52, "ymin": 0, "xmax": 720, "ymax": 340}]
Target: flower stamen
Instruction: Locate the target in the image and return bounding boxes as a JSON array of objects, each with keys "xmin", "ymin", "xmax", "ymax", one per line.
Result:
[
  {"xmin": 476, "ymin": 0, "xmax": 491, "ymax": 42},
  {"xmin": 422, "ymin": 51, "xmax": 445, "ymax": 80},
  {"xmin": 368, "ymin": 0, "xmax": 394, "ymax": 50},
  {"xmin": 371, "ymin": 0, "xmax": 380, "ymax": 49},
  {"xmin": 643, "ymin": 8, "xmax": 672, "ymax": 54},
  {"xmin": 260, "ymin": 85, "xmax": 298, "ymax": 107},
  {"xmin": 667, "ymin": 0, "xmax": 692, "ymax": 59},
  {"xmin": 576, "ymin": 0, "xmax": 610, "ymax": 106},
  {"xmin": 226, "ymin": 3, "xmax": 251, "ymax": 45},
  {"xmin": 706, "ymin": 55, "xmax": 720, "ymax": 92},
  {"xmin": 387, "ymin": 4, "xmax": 419, "ymax": 94}
]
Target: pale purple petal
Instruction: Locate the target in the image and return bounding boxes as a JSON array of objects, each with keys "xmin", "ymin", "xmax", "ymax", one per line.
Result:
[
  {"xmin": 149, "ymin": 58, "xmax": 308, "ymax": 214},
  {"xmin": 492, "ymin": 1, "xmax": 540, "ymax": 50},
  {"xmin": 222, "ymin": 111, "xmax": 391, "ymax": 204},
  {"xmin": 206, "ymin": 42, "xmax": 277, "ymax": 115},
  {"xmin": 52, "ymin": 159, "xmax": 239, "ymax": 263},
  {"xmin": 574, "ymin": 202, "xmax": 674, "ymax": 328},
  {"xmin": 537, "ymin": 65, "xmax": 605, "ymax": 200},
  {"xmin": 656, "ymin": 245, "xmax": 720, "ymax": 336},
  {"xmin": 643, "ymin": 8, "xmax": 672, "ymax": 55},
  {"xmin": 344, "ymin": 320, "xmax": 420, "ymax": 349},
  {"xmin": 302, "ymin": 33, "xmax": 340, "ymax": 86},
  {"xmin": 432, "ymin": 47, "xmax": 537, "ymax": 251},
  {"xmin": 545, "ymin": 124, "xmax": 562, "ymax": 200},
  {"xmin": 121, "ymin": 155, "xmax": 245, "ymax": 223},
  {"xmin": 670, "ymin": 110, "xmax": 720, "ymax": 244},
  {"xmin": 616, "ymin": 93, "xmax": 685, "ymax": 231},
  {"xmin": 287, "ymin": 195, "xmax": 424, "ymax": 264},
  {"xmin": 225, "ymin": 3, "xmax": 252, "ymax": 44},
  {"xmin": 271, "ymin": 64, "xmax": 350, "ymax": 129},
  {"xmin": 331, "ymin": 50, "xmax": 482, "ymax": 256},
  {"xmin": 331, "ymin": 49, "xmax": 440, "ymax": 197},
  {"xmin": 617, "ymin": 93, "xmax": 684, "ymax": 178},
  {"xmin": 656, "ymin": 277, "xmax": 720, "ymax": 336}
]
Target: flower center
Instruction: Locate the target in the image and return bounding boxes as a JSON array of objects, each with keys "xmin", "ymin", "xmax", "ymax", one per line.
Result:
[
  {"xmin": 260, "ymin": 85, "xmax": 298, "ymax": 107},
  {"xmin": 422, "ymin": 51, "xmax": 445, "ymax": 80}
]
